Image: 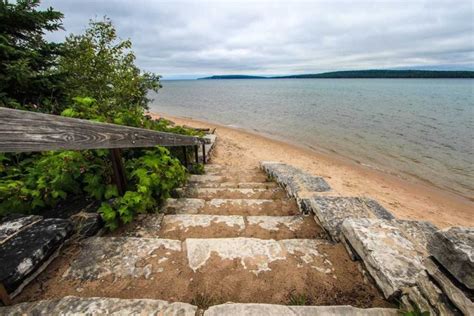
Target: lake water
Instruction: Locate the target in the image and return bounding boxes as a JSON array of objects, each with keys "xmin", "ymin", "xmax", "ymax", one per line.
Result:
[{"xmin": 150, "ymin": 79, "xmax": 474, "ymax": 199}]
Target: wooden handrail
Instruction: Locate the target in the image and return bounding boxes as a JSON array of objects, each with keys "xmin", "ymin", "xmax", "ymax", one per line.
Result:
[{"xmin": 0, "ymin": 107, "xmax": 204, "ymax": 153}]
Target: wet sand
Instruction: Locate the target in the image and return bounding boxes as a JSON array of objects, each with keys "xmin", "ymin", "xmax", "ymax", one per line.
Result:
[{"xmin": 151, "ymin": 112, "xmax": 473, "ymax": 228}]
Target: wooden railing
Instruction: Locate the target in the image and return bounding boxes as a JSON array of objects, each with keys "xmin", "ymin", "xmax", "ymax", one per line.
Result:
[{"xmin": 0, "ymin": 107, "xmax": 208, "ymax": 194}]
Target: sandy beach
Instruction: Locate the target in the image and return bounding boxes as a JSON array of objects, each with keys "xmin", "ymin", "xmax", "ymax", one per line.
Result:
[{"xmin": 152, "ymin": 112, "xmax": 473, "ymax": 229}]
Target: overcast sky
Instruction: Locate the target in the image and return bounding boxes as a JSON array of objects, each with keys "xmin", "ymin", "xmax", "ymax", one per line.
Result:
[{"xmin": 40, "ymin": 0, "xmax": 474, "ymax": 79}]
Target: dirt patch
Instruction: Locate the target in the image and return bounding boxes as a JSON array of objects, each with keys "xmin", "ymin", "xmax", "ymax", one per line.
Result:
[
  {"xmin": 190, "ymin": 249, "xmax": 389, "ymax": 307},
  {"xmin": 245, "ymin": 218, "xmax": 327, "ymax": 240}
]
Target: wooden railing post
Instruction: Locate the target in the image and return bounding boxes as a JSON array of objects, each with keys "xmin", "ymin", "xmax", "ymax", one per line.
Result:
[
  {"xmin": 110, "ymin": 149, "xmax": 127, "ymax": 195},
  {"xmin": 202, "ymin": 142, "xmax": 206, "ymax": 164},
  {"xmin": 182, "ymin": 146, "xmax": 188, "ymax": 168},
  {"xmin": 194, "ymin": 145, "xmax": 199, "ymax": 164}
]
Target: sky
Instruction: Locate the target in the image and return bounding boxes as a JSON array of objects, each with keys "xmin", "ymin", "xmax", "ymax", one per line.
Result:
[{"xmin": 40, "ymin": 0, "xmax": 474, "ymax": 79}]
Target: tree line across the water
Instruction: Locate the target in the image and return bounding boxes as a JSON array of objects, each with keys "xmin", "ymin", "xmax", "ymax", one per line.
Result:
[
  {"xmin": 0, "ymin": 0, "xmax": 202, "ymax": 230},
  {"xmin": 200, "ymin": 70, "xmax": 474, "ymax": 80}
]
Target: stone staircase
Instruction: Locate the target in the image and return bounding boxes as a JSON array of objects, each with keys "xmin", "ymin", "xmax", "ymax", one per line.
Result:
[
  {"xmin": 4, "ymin": 160, "xmax": 400, "ymax": 315},
  {"xmin": 4, "ymin": 156, "xmax": 472, "ymax": 316}
]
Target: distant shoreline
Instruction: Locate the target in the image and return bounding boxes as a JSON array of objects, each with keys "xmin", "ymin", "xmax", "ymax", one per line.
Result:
[{"xmin": 198, "ymin": 70, "xmax": 474, "ymax": 80}]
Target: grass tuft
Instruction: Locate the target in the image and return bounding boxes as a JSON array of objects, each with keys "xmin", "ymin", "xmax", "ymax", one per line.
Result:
[
  {"xmin": 288, "ymin": 291, "xmax": 311, "ymax": 305},
  {"xmin": 191, "ymin": 293, "xmax": 216, "ymax": 309}
]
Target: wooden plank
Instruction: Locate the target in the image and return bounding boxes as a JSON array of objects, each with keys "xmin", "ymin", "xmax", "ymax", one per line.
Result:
[{"xmin": 0, "ymin": 107, "xmax": 203, "ymax": 153}]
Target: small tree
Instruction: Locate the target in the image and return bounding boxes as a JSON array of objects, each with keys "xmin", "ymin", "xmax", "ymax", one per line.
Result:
[
  {"xmin": 0, "ymin": 0, "xmax": 64, "ymax": 112},
  {"xmin": 60, "ymin": 18, "xmax": 161, "ymax": 115}
]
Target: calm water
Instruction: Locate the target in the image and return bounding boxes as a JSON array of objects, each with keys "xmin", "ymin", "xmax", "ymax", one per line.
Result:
[{"xmin": 150, "ymin": 79, "xmax": 474, "ymax": 199}]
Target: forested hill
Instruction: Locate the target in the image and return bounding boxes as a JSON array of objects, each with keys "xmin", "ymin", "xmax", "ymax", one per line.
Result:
[
  {"xmin": 200, "ymin": 75, "xmax": 266, "ymax": 79},
  {"xmin": 199, "ymin": 70, "xmax": 474, "ymax": 79},
  {"xmin": 275, "ymin": 70, "xmax": 474, "ymax": 78}
]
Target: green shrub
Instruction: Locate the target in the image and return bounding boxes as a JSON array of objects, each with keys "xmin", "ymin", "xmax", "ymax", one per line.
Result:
[
  {"xmin": 98, "ymin": 147, "xmax": 186, "ymax": 230},
  {"xmin": 189, "ymin": 163, "xmax": 205, "ymax": 175}
]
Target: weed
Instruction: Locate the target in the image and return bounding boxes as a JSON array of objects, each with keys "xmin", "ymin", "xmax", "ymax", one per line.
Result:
[
  {"xmin": 189, "ymin": 163, "xmax": 205, "ymax": 175},
  {"xmin": 288, "ymin": 291, "xmax": 311, "ymax": 305},
  {"xmin": 191, "ymin": 293, "xmax": 216, "ymax": 309}
]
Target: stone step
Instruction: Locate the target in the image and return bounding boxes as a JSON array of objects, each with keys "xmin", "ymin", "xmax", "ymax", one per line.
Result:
[
  {"xmin": 175, "ymin": 187, "xmax": 287, "ymax": 200},
  {"xmin": 204, "ymin": 163, "xmax": 225, "ymax": 173},
  {"xmin": 25, "ymin": 237, "xmax": 389, "ymax": 307},
  {"xmin": 202, "ymin": 165, "xmax": 269, "ymax": 182},
  {"xmin": 162, "ymin": 198, "xmax": 300, "ymax": 216},
  {"xmin": 0, "ymin": 296, "xmax": 197, "ymax": 315},
  {"xmin": 188, "ymin": 179, "xmax": 277, "ymax": 189},
  {"xmin": 189, "ymin": 174, "xmax": 270, "ymax": 183},
  {"xmin": 211, "ymin": 182, "xmax": 277, "ymax": 189},
  {"xmin": 204, "ymin": 164, "xmax": 262, "ymax": 174},
  {"xmin": 204, "ymin": 303, "xmax": 398, "ymax": 316},
  {"xmin": 153, "ymin": 214, "xmax": 325, "ymax": 240}
]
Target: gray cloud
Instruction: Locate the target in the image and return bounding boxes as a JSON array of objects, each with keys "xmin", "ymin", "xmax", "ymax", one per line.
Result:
[{"xmin": 40, "ymin": 0, "xmax": 474, "ymax": 79}]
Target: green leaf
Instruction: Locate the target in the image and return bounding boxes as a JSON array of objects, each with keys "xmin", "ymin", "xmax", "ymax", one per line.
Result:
[
  {"xmin": 60, "ymin": 108, "xmax": 78, "ymax": 117},
  {"xmin": 104, "ymin": 184, "xmax": 119, "ymax": 199}
]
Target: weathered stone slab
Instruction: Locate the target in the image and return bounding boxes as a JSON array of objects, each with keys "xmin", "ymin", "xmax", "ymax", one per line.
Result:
[
  {"xmin": 163, "ymin": 215, "xmax": 307, "ymax": 233},
  {"xmin": 176, "ymin": 187, "xmax": 286, "ymax": 199},
  {"xmin": 393, "ymin": 219, "xmax": 437, "ymax": 255},
  {"xmin": 207, "ymin": 198, "xmax": 279, "ymax": 209},
  {"xmin": 341, "ymin": 218, "xmax": 426, "ymax": 299},
  {"xmin": 246, "ymin": 216, "xmax": 305, "ymax": 232},
  {"xmin": 404, "ymin": 286, "xmax": 437, "ymax": 315},
  {"xmin": 185, "ymin": 237, "xmax": 333, "ymax": 275},
  {"xmin": 0, "ymin": 218, "xmax": 73, "ymax": 294},
  {"xmin": 0, "ymin": 215, "xmax": 43, "ymax": 243},
  {"xmin": 428, "ymin": 226, "xmax": 474, "ymax": 290},
  {"xmin": 70, "ymin": 212, "xmax": 103, "ymax": 237},
  {"xmin": 415, "ymin": 272, "xmax": 462, "ymax": 315},
  {"xmin": 64, "ymin": 237, "xmax": 181, "ymax": 280},
  {"xmin": 204, "ymin": 164, "xmax": 224, "ymax": 174},
  {"xmin": 189, "ymin": 174, "xmax": 225, "ymax": 183},
  {"xmin": 163, "ymin": 214, "xmax": 246, "ymax": 232},
  {"xmin": 189, "ymin": 179, "xmax": 277, "ymax": 189},
  {"xmin": 162, "ymin": 198, "xmax": 206, "ymax": 214},
  {"xmin": 204, "ymin": 303, "xmax": 398, "ymax": 316},
  {"xmin": 424, "ymin": 258, "xmax": 474, "ymax": 315},
  {"xmin": 260, "ymin": 161, "xmax": 331, "ymax": 199},
  {"xmin": 162, "ymin": 198, "xmax": 299, "ymax": 216},
  {"xmin": 302, "ymin": 196, "xmax": 394, "ymax": 241},
  {"xmin": 121, "ymin": 213, "xmax": 165, "ymax": 237},
  {"xmin": 0, "ymin": 296, "xmax": 197, "ymax": 315}
]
